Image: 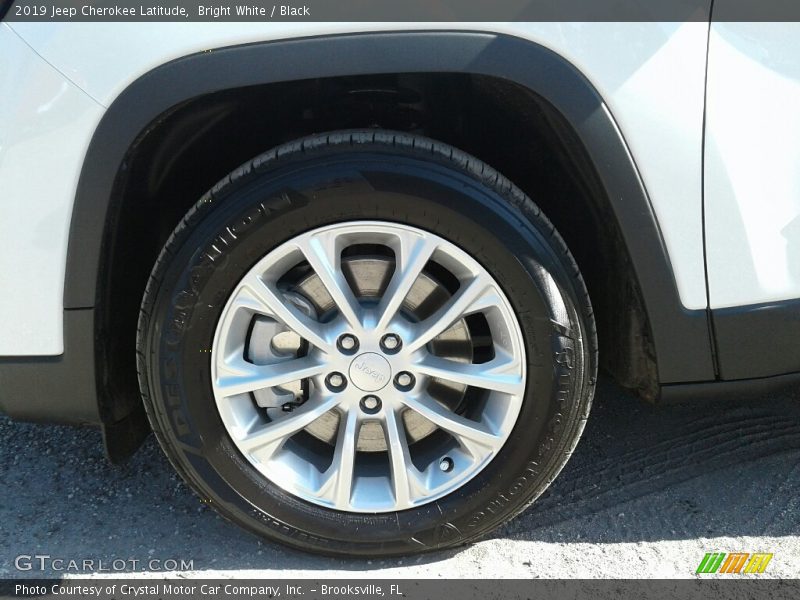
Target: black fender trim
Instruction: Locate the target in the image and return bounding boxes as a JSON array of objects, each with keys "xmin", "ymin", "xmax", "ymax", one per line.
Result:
[
  {"xmin": 0, "ymin": 309, "xmax": 99, "ymax": 424},
  {"xmin": 62, "ymin": 30, "xmax": 715, "ymax": 391},
  {"xmin": 712, "ymin": 298, "xmax": 800, "ymax": 380},
  {"xmin": 0, "ymin": 306, "xmax": 150, "ymax": 456},
  {"xmin": 659, "ymin": 298, "xmax": 800, "ymax": 400},
  {"xmin": 660, "ymin": 371, "xmax": 800, "ymax": 404}
]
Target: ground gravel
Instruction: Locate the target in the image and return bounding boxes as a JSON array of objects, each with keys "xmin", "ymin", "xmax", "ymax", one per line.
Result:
[{"xmin": 2, "ymin": 378, "xmax": 799, "ymax": 579}]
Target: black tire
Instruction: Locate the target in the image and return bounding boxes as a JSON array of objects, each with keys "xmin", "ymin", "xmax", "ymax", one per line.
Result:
[{"xmin": 137, "ymin": 130, "xmax": 597, "ymax": 556}]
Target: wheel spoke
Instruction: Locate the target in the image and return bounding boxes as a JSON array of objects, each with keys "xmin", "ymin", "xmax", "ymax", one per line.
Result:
[
  {"xmin": 213, "ymin": 221, "xmax": 528, "ymax": 513},
  {"xmin": 414, "ymin": 355, "xmax": 524, "ymax": 396},
  {"xmin": 405, "ymin": 276, "xmax": 498, "ymax": 352},
  {"xmin": 295, "ymin": 233, "xmax": 363, "ymax": 331},
  {"xmin": 383, "ymin": 408, "xmax": 417, "ymax": 506},
  {"xmin": 238, "ymin": 395, "xmax": 340, "ymax": 456},
  {"xmin": 319, "ymin": 408, "xmax": 360, "ymax": 508},
  {"xmin": 375, "ymin": 234, "xmax": 439, "ymax": 331},
  {"xmin": 240, "ymin": 276, "xmax": 333, "ymax": 353},
  {"xmin": 216, "ymin": 356, "xmax": 327, "ymax": 397},
  {"xmin": 400, "ymin": 393, "xmax": 503, "ymax": 450}
]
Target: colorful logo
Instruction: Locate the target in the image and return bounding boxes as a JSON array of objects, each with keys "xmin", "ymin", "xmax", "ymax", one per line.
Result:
[{"xmin": 696, "ymin": 552, "xmax": 773, "ymax": 574}]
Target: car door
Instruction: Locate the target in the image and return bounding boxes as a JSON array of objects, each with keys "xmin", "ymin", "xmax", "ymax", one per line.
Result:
[{"xmin": 704, "ymin": 15, "xmax": 800, "ymax": 379}]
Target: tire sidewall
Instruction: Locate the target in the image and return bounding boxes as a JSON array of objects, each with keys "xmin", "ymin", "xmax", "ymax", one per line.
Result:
[{"xmin": 142, "ymin": 150, "xmax": 591, "ymax": 554}]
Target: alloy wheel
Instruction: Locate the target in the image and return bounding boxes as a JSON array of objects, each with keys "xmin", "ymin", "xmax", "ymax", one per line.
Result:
[{"xmin": 211, "ymin": 221, "xmax": 526, "ymax": 512}]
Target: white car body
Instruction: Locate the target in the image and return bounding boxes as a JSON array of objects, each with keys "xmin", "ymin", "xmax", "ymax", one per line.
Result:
[
  {"xmin": 3, "ymin": 20, "xmax": 800, "ymax": 356},
  {"xmin": 0, "ymin": 17, "xmax": 798, "ymax": 420},
  {"xmin": 0, "ymin": 21, "xmax": 708, "ymax": 353}
]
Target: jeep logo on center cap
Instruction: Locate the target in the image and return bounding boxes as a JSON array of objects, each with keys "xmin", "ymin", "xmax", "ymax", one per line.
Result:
[{"xmin": 349, "ymin": 353, "xmax": 391, "ymax": 392}]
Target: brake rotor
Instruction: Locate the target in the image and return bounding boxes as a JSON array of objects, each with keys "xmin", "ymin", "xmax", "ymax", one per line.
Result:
[{"xmin": 247, "ymin": 256, "xmax": 472, "ymax": 452}]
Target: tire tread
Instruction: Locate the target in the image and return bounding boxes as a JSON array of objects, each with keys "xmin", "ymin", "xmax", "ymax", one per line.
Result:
[{"xmin": 137, "ymin": 129, "xmax": 598, "ymax": 556}]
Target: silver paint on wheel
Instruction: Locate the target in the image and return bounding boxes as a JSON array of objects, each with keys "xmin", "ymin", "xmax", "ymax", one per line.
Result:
[{"xmin": 211, "ymin": 222, "xmax": 526, "ymax": 512}]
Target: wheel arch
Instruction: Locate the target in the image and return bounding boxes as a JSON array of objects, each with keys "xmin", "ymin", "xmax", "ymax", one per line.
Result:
[{"xmin": 59, "ymin": 31, "xmax": 714, "ymax": 455}]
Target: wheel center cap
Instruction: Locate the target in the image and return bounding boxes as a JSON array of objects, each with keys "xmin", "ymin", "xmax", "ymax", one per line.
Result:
[{"xmin": 349, "ymin": 352, "xmax": 391, "ymax": 392}]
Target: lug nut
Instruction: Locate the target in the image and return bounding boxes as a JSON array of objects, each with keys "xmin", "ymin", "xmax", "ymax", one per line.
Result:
[
  {"xmin": 380, "ymin": 333, "xmax": 402, "ymax": 354},
  {"xmin": 325, "ymin": 372, "xmax": 347, "ymax": 392},
  {"xmin": 360, "ymin": 395, "xmax": 382, "ymax": 414},
  {"xmin": 337, "ymin": 334, "xmax": 359, "ymax": 354},
  {"xmin": 394, "ymin": 371, "xmax": 415, "ymax": 391},
  {"xmin": 439, "ymin": 457, "xmax": 454, "ymax": 472}
]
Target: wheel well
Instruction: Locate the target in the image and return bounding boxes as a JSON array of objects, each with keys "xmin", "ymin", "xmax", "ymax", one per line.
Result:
[{"xmin": 99, "ymin": 72, "xmax": 658, "ymax": 429}]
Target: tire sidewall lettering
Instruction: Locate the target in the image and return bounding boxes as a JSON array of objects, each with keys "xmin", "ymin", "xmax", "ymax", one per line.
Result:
[{"xmin": 143, "ymin": 146, "xmax": 595, "ymax": 554}]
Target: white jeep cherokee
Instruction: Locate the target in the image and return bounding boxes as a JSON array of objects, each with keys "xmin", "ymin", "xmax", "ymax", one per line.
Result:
[{"xmin": 1, "ymin": 11, "xmax": 798, "ymax": 555}]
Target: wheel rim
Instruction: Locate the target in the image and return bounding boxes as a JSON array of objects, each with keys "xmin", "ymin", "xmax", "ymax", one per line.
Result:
[{"xmin": 211, "ymin": 221, "xmax": 526, "ymax": 512}]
